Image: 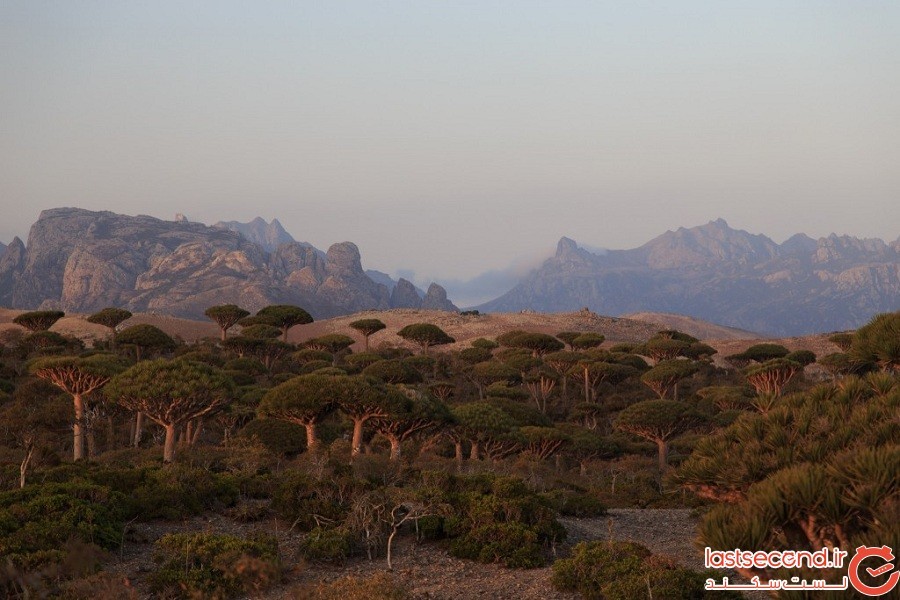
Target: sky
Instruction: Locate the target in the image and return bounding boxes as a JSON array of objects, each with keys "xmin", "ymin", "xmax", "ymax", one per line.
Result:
[{"xmin": 1, "ymin": 2, "xmax": 898, "ymax": 305}]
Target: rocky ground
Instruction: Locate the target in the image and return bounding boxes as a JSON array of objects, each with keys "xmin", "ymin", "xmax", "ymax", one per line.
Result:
[{"xmin": 106, "ymin": 508, "xmax": 767, "ymax": 599}]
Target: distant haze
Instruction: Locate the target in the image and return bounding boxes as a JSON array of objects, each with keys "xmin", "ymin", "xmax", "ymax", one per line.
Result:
[{"xmin": 2, "ymin": 2, "xmax": 898, "ymax": 302}]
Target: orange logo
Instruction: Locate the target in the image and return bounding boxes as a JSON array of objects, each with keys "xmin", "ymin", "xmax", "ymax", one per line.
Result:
[{"xmin": 848, "ymin": 545, "xmax": 899, "ymax": 597}]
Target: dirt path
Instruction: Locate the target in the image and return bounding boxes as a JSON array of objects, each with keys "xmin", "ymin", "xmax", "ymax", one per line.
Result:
[{"xmin": 562, "ymin": 508, "xmax": 707, "ymax": 570}]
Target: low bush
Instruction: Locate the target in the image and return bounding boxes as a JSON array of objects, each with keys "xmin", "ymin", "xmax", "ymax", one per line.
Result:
[
  {"xmin": 40, "ymin": 463, "xmax": 240, "ymax": 520},
  {"xmin": 450, "ymin": 522, "xmax": 544, "ymax": 568},
  {"xmin": 0, "ymin": 482, "xmax": 125, "ymax": 568},
  {"xmin": 238, "ymin": 418, "xmax": 307, "ymax": 456},
  {"xmin": 440, "ymin": 474, "xmax": 566, "ymax": 568},
  {"xmin": 290, "ymin": 572, "xmax": 407, "ymax": 599},
  {"xmin": 552, "ymin": 541, "xmax": 739, "ymax": 600},
  {"xmin": 150, "ymin": 532, "xmax": 280, "ymax": 599},
  {"xmin": 541, "ymin": 489, "xmax": 608, "ymax": 517},
  {"xmin": 297, "ymin": 527, "xmax": 356, "ymax": 563}
]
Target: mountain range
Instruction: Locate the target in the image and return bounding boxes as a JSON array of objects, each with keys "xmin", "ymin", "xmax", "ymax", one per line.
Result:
[
  {"xmin": 0, "ymin": 208, "xmax": 457, "ymax": 319},
  {"xmin": 477, "ymin": 219, "xmax": 899, "ymax": 335},
  {"xmin": 0, "ymin": 210, "xmax": 896, "ymax": 336}
]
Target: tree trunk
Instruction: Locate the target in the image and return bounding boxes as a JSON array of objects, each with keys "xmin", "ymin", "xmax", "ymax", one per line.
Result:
[
  {"xmin": 363, "ymin": 335, "xmax": 369, "ymax": 351},
  {"xmin": 107, "ymin": 415, "xmax": 117, "ymax": 450},
  {"xmin": 282, "ymin": 327, "xmax": 289, "ymax": 342},
  {"xmin": 163, "ymin": 423, "xmax": 177, "ymax": 463},
  {"xmin": 470, "ymin": 441, "xmax": 480, "ymax": 461},
  {"xmin": 73, "ymin": 393, "xmax": 85, "ymax": 461},
  {"xmin": 386, "ymin": 525, "xmax": 399, "ymax": 571},
  {"xmin": 656, "ymin": 439, "xmax": 669, "ymax": 472},
  {"xmin": 389, "ymin": 436, "xmax": 401, "ymax": 461},
  {"xmin": 20, "ymin": 443, "xmax": 34, "ymax": 488},
  {"xmin": 221, "ymin": 328, "xmax": 227, "ymax": 342},
  {"xmin": 583, "ymin": 366, "xmax": 590, "ymax": 403},
  {"xmin": 133, "ymin": 412, "xmax": 144, "ymax": 447},
  {"xmin": 454, "ymin": 442, "xmax": 464, "ymax": 467},
  {"xmin": 351, "ymin": 418, "xmax": 365, "ymax": 456},
  {"xmin": 184, "ymin": 420, "xmax": 194, "ymax": 447},
  {"xmin": 305, "ymin": 423, "xmax": 318, "ymax": 451},
  {"xmin": 86, "ymin": 426, "xmax": 96, "ymax": 459},
  {"xmin": 191, "ymin": 419, "xmax": 204, "ymax": 445}
]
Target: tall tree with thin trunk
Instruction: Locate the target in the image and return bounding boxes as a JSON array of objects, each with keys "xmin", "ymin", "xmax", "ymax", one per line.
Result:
[
  {"xmin": 115, "ymin": 324, "xmax": 176, "ymax": 447},
  {"xmin": 615, "ymin": 399, "xmax": 698, "ymax": 472},
  {"xmin": 204, "ymin": 305, "xmax": 250, "ymax": 341},
  {"xmin": 252, "ymin": 305, "xmax": 314, "ymax": 342},
  {"xmin": 87, "ymin": 307, "xmax": 133, "ymax": 348},
  {"xmin": 29, "ymin": 355, "xmax": 125, "ymax": 461},
  {"xmin": 397, "ymin": 323, "xmax": 455, "ymax": 356},
  {"xmin": 105, "ymin": 359, "xmax": 234, "ymax": 463},
  {"xmin": 257, "ymin": 374, "xmax": 340, "ymax": 451},
  {"xmin": 349, "ymin": 318, "xmax": 386, "ymax": 351},
  {"xmin": 115, "ymin": 324, "xmax": 176, "ymax": 362},
  {"xmin": 372, "ymin": 390, "xmax": 453, "ymax": 461}
]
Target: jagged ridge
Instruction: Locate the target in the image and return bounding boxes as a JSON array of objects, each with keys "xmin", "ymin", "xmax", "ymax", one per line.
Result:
[
  {"xmin": 478, "ymin": 220, "xmax": 899, "ymax": 336},
  {"xmin": 0, "ymin": 208, "xmax": 458, "ymax": 319}
]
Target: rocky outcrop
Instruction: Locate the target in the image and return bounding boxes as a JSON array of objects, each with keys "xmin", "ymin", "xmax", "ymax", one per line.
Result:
[
  {"xmin": 3, "ymin": 208, "xmax": 456, "ymax": 320},
  {"xmin": 390, "ymin": 278, "xmax": 423, "ymax": 308},
  {"xmin": 213, "ymin": 217, "xmax": 296, "ymax": 252},
  {"xmin": 479, "ymin": 220, "xmax": 900, "ymax": 336},
  {"xmin": 422, "ymin": 283, "xmax": 459, "ymax": 312},
  {"xmin": 317, "ymin": 243, "xmax": 391, "ymax": 313},
  {"xmin": 0, "ymin": 237, "xmax": 26, "ymax": 306}
]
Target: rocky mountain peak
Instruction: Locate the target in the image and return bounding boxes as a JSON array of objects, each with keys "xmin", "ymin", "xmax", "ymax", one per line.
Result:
[
  {"xmin": 325, "ymin": 242, "xmax": 364, "ymax": 278},
  {"xmin": 213, "ymin": 217, "xmax": 296, "ymax": 252},
  {"xmin": 556, "ymin": 236, "xmax": 579, "ymax": 257},
  {"xmin": 422, "ymin": 282, "xmax": 459, "ymax": 312},
  {"xmin": 390, "ymin": 278, "xmax": 422, "ymax": 308},
  {"xmin": 641, "ymin": 219, "xmax": 779, "ymax": 269}
]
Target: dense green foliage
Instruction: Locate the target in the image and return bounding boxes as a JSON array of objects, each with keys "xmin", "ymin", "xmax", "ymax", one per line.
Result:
[
  {"xmin": 151, "ymin": 532, "xmax": 280, "ymax": 598},
  {"xmin": 0, "ymin": 307, "xmax": 895, "ymax": 597},
  {"xmin": 552, "ymin": 541, "xmax": 739, "ymax": 599}
]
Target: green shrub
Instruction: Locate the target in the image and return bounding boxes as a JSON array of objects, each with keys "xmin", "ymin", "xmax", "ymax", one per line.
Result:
[
  {"xmin": 238, "ymin": 418, "xmax": 307, "ymax": 456},
  {"xmin": 298, "ymin": 527, "xmax": 356, "ymax": 563},
  {"xmin": 552, "ymin": 541, "xmax": 739, "ymax": 600},
  {"xmin": 224, "ymin": 369, "xmax": 256, "ymax": 386},
  {"xmin": 450, "ymin": 522, "xmax": 544, "ymax": 568},
  {"xmin": 271, "ymin": 472, "xmax": 355, "ymax": 530},
  {"xmin": 0, "ymin": 482, "xmax": 125, "ymax": 568},
  {"xmin": 441, "ymin": 474, "xmax": 565, "ymax": 568},
  {"xmin": 542, "ymin": 489, "xmax": 608, "ymax": 517},
  {"xmin": 224, "ymin": 356, "xmax": 267, "ymax": 375},
  {"xmin": 127, "ymin": 465, "xmax": 239, "ymax": 519},
  {"xmin": 150, "ymin": 532, "xmax": 280, "ymax": 598}
]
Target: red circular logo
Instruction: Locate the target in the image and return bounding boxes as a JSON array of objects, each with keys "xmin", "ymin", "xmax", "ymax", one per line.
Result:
[{"xmin": 848, "ymin": 545, "xmax": 899, "ymax": 597}]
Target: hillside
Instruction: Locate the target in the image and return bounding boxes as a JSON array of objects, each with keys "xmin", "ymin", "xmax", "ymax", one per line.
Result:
[
  {"xmin": 623, "ymin": 312, "xmax": 760, "ymax": 340},
  {"xmin": 478, "ymin": 220, "xmax": 900, "ymax": 336},
  {"xmin": 1, "ymin": 306, "xmax": 828, "ymax": 357}
]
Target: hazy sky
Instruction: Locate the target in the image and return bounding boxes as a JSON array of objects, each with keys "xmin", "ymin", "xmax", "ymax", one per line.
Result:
[{"xmin": 1, "ymin": 2, "xmax": 898, "ymax": 302}]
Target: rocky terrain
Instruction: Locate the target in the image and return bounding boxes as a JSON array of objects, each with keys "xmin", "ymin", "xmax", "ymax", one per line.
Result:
[
  {"xmin": 0, "ymin": 208, "xmax": 458, "ymax": 320},
  {"xmin": 212, "ymin": 216, "xmax": 299, "ymax": 252},
  {"xmin": 108, "ymin": 509, "xmax": 737, "ymax": 600},
  {"xmin": 478, "ymin": 219, "xmax": 900, "ymax": 336}
]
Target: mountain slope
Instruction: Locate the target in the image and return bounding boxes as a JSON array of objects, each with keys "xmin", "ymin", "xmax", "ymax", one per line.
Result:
[
  {"xmin": 0, "ymin": 208, "xmax": 458, "ymax": 319},
  {"xmin": 478, "ymin": 220, "xmax": 899, "ymax": 336}
]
